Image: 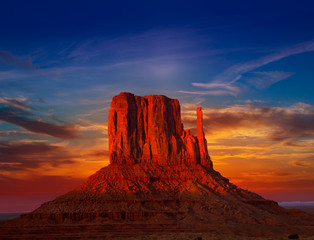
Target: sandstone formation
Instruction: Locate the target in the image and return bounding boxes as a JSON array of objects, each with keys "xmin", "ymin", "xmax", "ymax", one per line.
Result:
[
  {"xmin": 108, "ymin": 92, "xmax": 212, "ymax": 167},
  {"xmin": 1, "ymin": 92, "xmax": 314, "ymax": 239}
]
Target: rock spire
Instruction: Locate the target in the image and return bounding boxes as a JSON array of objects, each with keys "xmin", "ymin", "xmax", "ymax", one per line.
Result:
[{"xmin": 197, "ymin": 107, "xmax": 211, "ymax": 167}]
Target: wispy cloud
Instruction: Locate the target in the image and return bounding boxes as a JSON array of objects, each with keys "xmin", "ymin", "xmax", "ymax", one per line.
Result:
[
  {"xmin": 67, "ymin": 29, "xmax": 205, "ymax": 62},
  {"xmin": 182, "ymin": 102, "xmax": 314, "ymax": 143},
  {"xmin": 187, "ymin": 39, "xmax": 314, "ymax": 96},
  {"xmin": 48, "ymin": 28, "xmax": 245, "ymax": 85},
  {"xmin": 0, "ymin": 97, "xmax": 80, "ymax": 139},
  {"xmin": 0, "ymin": 138, "xmax": 109, "ymax": 183},
  {"xmin": 0, "ymin": 96, "xmax": 35, "ymax": 110},
  {"xmin": 0, "ymin": 70, "xmax": 33, "ymax": 82},
  {"xmin": 244, "ymin": 71, "xmax": 294, "ymax": 90},
  {"xmin": 0, "ymin": 131, "xmax": 37, "ymax": 137},
  {"xmin": 0, "ymin": 50, "xmax": 36, "ymax": 71},
  {"xmin": 291, "ymin": 160, "xmax": 313, "ymax": 168},
  {"xmin": 0, "ymin": 141, "xmax": 75, "ymax": 171},
  {"xmin": 0, "ymin": 28, "xmax": 245, "ymax": 88},
  {"xmin": 178, "ymin": 89, "xmax": 238, "ymax": 96}
]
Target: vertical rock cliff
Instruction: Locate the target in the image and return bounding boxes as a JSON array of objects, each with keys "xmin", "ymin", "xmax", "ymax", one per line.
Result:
[
  {"xmin": 108, "ymin": 92, "xmax": 212, "ymax": 167},
  {"xmin": 197, "ymin": 107, "xmax": 212, "ymax": 167}
]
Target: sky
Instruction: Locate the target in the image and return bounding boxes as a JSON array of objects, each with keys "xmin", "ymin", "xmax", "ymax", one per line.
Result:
[{"xmin": 1, "ymin": 0, "xmax": 314, "ymax": 212}]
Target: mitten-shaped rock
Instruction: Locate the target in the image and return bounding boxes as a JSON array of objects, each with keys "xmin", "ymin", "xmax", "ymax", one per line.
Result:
[
  {"xmin": 108, "ymin": 92, "xmax": 212, "ymax": 167},
  {"xmin": 5, "ymin": 92, "xmax": 314, "ymax": 239}
]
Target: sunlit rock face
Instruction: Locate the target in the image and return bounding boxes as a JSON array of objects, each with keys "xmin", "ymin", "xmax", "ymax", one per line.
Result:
[{"xmin": 108, "ymin": 92, "xmax": 212, "ymax": 167}]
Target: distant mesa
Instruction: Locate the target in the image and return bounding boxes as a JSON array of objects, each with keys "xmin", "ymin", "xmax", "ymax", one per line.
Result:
[{"xmin": 1, "ymin": 92, "xmax": 314, "ymax": 239}]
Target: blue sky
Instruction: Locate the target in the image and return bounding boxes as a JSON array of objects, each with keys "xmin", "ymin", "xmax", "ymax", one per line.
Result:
[
  {"xmin": 1, "ymin": 1, "xmax": 314, "ymax": 108},
  {"xmin": 1, "ymin": 0, "xmax": 314, "ymax": 212}
]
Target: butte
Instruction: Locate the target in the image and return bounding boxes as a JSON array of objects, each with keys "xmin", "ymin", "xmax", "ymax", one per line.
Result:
[{"xmin": 1, "ymin": 92, "xmax": 314, "ymax": 239}]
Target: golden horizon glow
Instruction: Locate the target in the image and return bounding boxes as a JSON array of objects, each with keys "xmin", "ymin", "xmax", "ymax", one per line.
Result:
[{"xmin": 1, "ymin": 101, "xmax": 314, "ymax": 205}]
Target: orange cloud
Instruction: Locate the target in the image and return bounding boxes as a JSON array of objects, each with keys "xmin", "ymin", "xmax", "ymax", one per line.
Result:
[
  {"xmin": 181, "ymin": 102, "xmax": 314, "ymax": 202},
  {"xmin": 182, "ymin": 102, "xmax": 314, "ymax": 143}
]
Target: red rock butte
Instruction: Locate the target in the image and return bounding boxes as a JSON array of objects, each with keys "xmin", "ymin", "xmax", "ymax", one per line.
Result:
[
  {"xmin": 108, "ymin": 92, "xmax": 212, "ymax": 167},
  {"xmin": 1, "ymin": 92, "xmax": 314, "ymax": 239}
]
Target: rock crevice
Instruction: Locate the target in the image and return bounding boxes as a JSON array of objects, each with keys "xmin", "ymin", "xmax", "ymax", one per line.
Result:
[{"xmin": 108, "ymin": 92, "xmax": 212, "ymax": 167}]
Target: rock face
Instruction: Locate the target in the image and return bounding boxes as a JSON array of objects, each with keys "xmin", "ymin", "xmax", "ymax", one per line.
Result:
[
  {"xmin": 2, "ymin": 92, "xmax": 314, "ymax": 239},
  {"xmin": 196, "ymin": 107, "xmax": 211, "ymax": 167},
  {"xmin": 108, "ymin": 92, "xmax": 212, "ymax": 167}
]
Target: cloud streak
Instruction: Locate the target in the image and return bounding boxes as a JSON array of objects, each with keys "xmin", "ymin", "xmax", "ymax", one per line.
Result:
[
  {"xmin": 50, "ymin": 29, "xmax": 246, "ymax": 85},
  {"xmin": 0, "ymin": 97, "xmax": 79, "ymax": 139},
  {"xmin": 0, "ymin": 141, "xmax": 75, "ymax": 171},
  {"xmin": 0, "ymin": 131, "xmax": 37, "ymax": 137},
  {"xmin": 188, "ymin": 40, "xmax": 314, "ymax": 96},
  {"xmin": 178, "ymin": 89, "xmax": 238, "ymax": 96},
  {"xmin": 0, "ymin": 97, "xmax": 32, "ymax": 110},
  {"xmin": 291, "ymin": 160, "xmax": 313, "ymax": 168},
  {"xmin": 0, "ymin": 50, "xmax": 35, "ymax": 71},
  {"xmin": 182, "ymin": 102, "xmax": 314, "ymax": 143},
  {"xmin": 244, "ymin": 71, "xmax": 294, "ymax": 90}
]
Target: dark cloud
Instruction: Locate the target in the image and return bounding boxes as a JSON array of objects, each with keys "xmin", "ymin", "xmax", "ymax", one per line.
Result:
[
  {"xmin": 183, "ymin": 104, "xmax": 314, "ymax": 143},
  {"xmin": 292, "ymin": 161, "xmax": 308, "ymax": 167},
  {"xmin": 85, "ymin": 150, "xmax": 109, "ymax": 158},
  {"xmin": 0, "ymin": 97, "xmax": 34, "ymax": 110},
  {"xmin": 291, "ymin": 160, "xmax": 313, "ymax": 168},
  {"xmin": 0, "ymin": 141, "xmax": 108, "ymax": 172},
  {"xmin": 0, "ymin": 141, "xmax": 76, "ymax": 171},
  {"xmin": 0, "ymin": 131, "xmax": 37, "ymax": 136},
  {"xmin": 0, "ymin": 99, "xmax": 79, "ymax": 139},
  {"xmin": 82, "ymin": 150, "xmax": 109, "ymax": 161},
  {"xmin": 0, "ymin": 50, "xmax": 35, "ymax": 71}
]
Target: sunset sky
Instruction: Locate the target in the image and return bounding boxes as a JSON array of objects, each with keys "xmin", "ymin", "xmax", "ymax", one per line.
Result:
[{"xmin": 1, "ymin": 0, "xmax": 314, "ymax": 212}]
